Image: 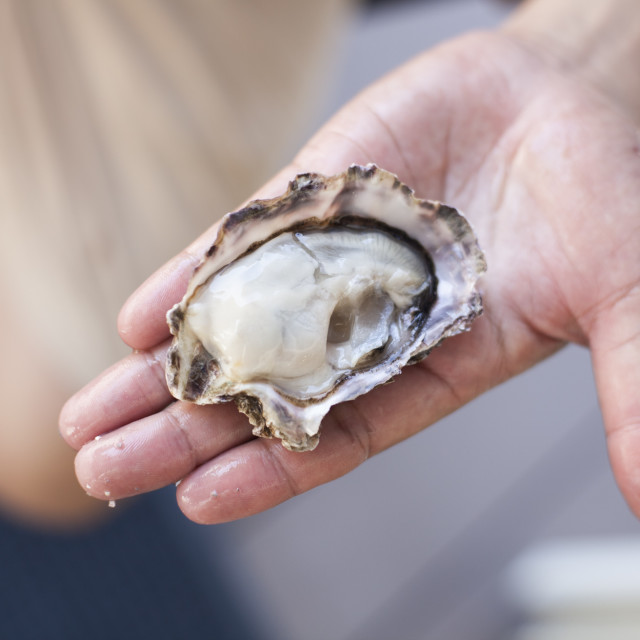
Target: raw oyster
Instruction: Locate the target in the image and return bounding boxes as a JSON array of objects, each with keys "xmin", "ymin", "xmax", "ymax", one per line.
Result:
[{"xmin": 166, "ymin": 164, "xmax": 485, "ymax": 451}]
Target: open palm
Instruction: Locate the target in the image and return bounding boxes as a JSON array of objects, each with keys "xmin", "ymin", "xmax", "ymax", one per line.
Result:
[{"xmin": 61, "ymin": 31, "xmax": 640, "ymax": 523}]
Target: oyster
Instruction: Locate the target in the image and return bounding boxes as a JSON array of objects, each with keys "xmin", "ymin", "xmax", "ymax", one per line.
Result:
[{"xmin": 166, "ymin": 164, "xmax": 485, "ymax": 451}]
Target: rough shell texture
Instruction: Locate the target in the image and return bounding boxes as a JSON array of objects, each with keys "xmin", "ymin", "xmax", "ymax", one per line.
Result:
[{"xmin": 166, "ymin": 164, "xmax": 486, "ymax": 451}]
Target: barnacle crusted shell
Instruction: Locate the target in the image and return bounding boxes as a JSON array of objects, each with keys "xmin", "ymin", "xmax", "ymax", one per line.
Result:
[{"xmin": 166, "ymin": 164, "xmax": 486, "ymax": 451}]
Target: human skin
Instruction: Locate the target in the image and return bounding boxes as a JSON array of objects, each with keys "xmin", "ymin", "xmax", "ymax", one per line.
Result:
[{"xmin": 60, "ymin": 0, "xmax": 640, "ymax": 524}]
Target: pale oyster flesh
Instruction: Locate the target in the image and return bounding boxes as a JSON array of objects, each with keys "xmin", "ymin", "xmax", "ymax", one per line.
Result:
[
  {"xmin": 166, "ymin": 164, "xmax": 486, "ymax": 451},
  {"xmin": 185, "ymin": 226, "xmax": 433, "ymax": 399}
]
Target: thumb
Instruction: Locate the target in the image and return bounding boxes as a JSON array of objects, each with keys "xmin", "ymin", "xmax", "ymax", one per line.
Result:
[{"xmin": 591, "ymin": 287, "xmax": 640, "ymax": 518}]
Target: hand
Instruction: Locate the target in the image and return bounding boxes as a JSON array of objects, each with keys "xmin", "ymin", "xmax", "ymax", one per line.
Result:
[{"xmin": 60, "ymin": 28, "xmax": 640, "ymax": 523}]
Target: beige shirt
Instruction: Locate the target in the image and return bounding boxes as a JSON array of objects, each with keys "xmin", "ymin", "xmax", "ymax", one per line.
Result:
[{"xmin": 0, "ymin": 0, "xmax": 351, "ymax": 523}]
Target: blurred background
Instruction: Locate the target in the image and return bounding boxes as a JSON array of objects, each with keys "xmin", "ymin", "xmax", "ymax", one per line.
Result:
[{"xmin": 1, "ymin": 1, "xmax": 639, "ymax": 639}]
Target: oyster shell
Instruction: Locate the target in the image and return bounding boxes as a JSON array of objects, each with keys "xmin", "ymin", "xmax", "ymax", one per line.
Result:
[{"xmin": 166, "ymin": 164, "xmax": 486, "ymax": 451}]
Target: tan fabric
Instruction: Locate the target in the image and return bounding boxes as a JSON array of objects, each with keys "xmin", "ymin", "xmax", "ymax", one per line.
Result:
[
  {"xmin": 0, "ymin": 0, "xmax": 352, "ymax": 523},
  {"xmin": 0, "ymin": 0, "xmax": 351, "ymax": 387}
]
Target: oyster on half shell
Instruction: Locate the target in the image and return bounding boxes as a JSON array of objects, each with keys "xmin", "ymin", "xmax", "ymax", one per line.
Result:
[{"xmin": 166, "ymin": 164, "xmax": 486, "ymax": 451}]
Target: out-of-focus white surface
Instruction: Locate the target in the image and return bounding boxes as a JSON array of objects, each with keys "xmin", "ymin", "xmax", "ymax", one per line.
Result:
[
  {"xmin": 201, "ymin": 2, "xmax": 640, "ymax": 640},
  {"xmin": 512, "ymin": 623, "xmax": 640, "ymax": 640},
  {"xmin": 505, "ymin": 537, "xmax": 640, "ymax": 640},
  {"xmin": 505, "ymin": 538, "xmax": 640, "ymax": 617}
]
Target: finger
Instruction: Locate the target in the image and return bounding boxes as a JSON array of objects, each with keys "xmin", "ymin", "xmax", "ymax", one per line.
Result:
[
  {"xmin": 117, "ymin": 252, "xmax": 201, "ymax": 351},
  {"xmin": 591, "ymin": 287, "xmax": 640, "ymax": 518},
  {"xmin": 74, "ymin": 401, "xmax": 254, "ymax": 501},
  {"xmin": 176, "ymin": 415, "xmax": 368, "ymax": 524},
  {"xmin": 59, "ymin": 341, "xmax": 172, "ymax": 449}
]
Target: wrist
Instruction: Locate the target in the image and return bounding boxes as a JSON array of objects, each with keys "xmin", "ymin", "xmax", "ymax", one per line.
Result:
[{"xmin": 502, "ymin": 0, "xmax": 640, "ymax": 122}]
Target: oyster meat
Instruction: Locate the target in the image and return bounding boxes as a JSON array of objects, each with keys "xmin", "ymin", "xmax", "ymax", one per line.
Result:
[{"xmin": 166, "ymin": 164, "xmax": 486, "ymax": 451}]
